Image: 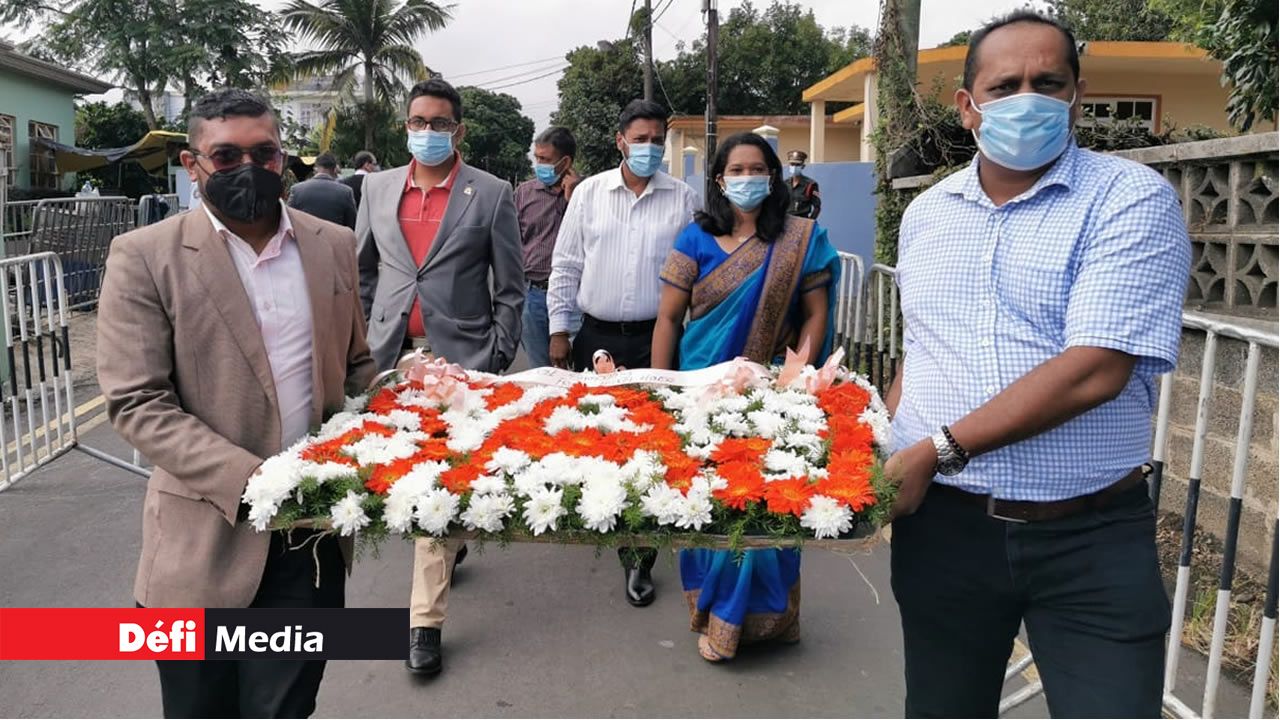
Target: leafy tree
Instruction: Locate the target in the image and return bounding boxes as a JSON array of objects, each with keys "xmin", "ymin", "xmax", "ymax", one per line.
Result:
[
  {"xmin": 457, "ymin": 87, "xmax": 534, "ymax": 184},
  {"xmin": 280, "ymin": 0, "xmax": 453, "ymax": 149},
  {"xmin": 940, "ymin": 30, "xmax": 972, "ymax": 47},
  {"xmin": 73, "ymin": 101, "xmax": 165, "ymax": 197},
  {"xmin": 550, "ymin": 41, "xmax": 644, "ymax": 176},
  {"xmin": 328, "ymin": 101, "xmax": 411, "ymax": 171},
  {"xmin": 657, "ymin": 0, "xmax": 874, "ymax": 116},
  {"xmin": 1044, "ymin": 0, "xmax": 1174, "ymax": 40}
]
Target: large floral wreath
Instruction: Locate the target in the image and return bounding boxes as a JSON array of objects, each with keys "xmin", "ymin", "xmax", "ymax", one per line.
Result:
[{"xmin": 244, "ymin": 349, "xmax": 895, "ymax": 551}]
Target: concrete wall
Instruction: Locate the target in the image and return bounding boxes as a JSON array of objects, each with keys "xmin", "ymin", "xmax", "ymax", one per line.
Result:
[
  {"xmin": 0, "ymin": 71, "xmax": 78, "ymax": 189},
  {"xmin": 672, "ymin": 125, "xmax": 862, "ymax": 177}
]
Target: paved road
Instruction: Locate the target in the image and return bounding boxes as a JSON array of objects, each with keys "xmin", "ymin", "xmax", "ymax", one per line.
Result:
[{"xmin": 0, "ymin": 405, "xmax": 1249, "ymax": 718}]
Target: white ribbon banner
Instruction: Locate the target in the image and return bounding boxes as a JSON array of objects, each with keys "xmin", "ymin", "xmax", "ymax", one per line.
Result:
[{"xmin": 475, "ymin": 359, "xmax": 774, "ymax": 389}]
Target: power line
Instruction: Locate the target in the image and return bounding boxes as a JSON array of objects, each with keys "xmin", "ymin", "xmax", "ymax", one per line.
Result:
[
  {"xmin": 653, "ymin": 0, "xmax": 676, "ymax": 24},
  {"xmin": 448, "ymin": 55, "xmax": 564, "ymax": 80},
  {"xmin": 471, "ymin": 61, "xmax": 569, "ymax": 88},
  {"xmin": 482, "ymin": 66, "xmax": 568, "ymax": 91}
]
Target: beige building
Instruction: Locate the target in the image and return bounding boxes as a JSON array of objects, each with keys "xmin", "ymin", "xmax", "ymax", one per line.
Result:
[
  {"xmin": 666, "ymin": 115, "xmax": 860, "ymax": 179},
  {"xmin": 802, "ymin": 41, "xmax": 1269, "ymax": 163}
]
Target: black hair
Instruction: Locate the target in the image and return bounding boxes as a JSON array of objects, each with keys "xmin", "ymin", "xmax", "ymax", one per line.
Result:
[
  {"xmin": 407, "ymin": 78, "xmax": 463, "ymax": 122},
  {"xmin": 188, "ymin": 88, "xmax": 277, "ymax": 145},
  {"xmin": 617, "ymin": 99, "xmax": 670, "ymax": 134},
  {"xmin": 314, "ymin": 152, "xmax": 338, "ymax": 170},
  {"xmin": 963, "ymin": 10, "xmax": 1080, "ymax": 91},
  {"xmin": 695, "ymin": 132, "xmax": 790, "ymax": 243},
  {"xmin": 351, "ymin": 150, "xmax": 376, "ymax": 169},
  {"xmin": 535, "ymin": 126, "xmax": 577, "ymax": 161}
]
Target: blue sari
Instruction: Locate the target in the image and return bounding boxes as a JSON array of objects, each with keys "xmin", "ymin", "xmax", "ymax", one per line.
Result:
[{"xmin": 659, "ymin": 216, "xmax": 840, "ymax": 659}]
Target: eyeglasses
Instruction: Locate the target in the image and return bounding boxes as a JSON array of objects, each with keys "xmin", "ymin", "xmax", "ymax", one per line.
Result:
[
  {"xmin": 407, "ymin": 116, "xmax": 459, "ymax": 133},
  {"xmin": 189, "ymin": 144, "xmax": 286, "ymax": 172}
]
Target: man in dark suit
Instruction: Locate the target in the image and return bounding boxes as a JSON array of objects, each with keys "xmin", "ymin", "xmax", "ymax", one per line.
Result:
[
  {"xmin": 341, "ymin": 150, "xmax": 378, "ymax": 208},
  {"xmin": 355, "ymin": 78, "xmax": 523, "ymax": 677},
  {"xmin": 287, "ymin": 152, "xmax": 357, "ymax": 228}
]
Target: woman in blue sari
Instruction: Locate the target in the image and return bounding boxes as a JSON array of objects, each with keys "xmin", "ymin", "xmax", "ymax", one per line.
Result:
[{"xmin": 652, "ymin": 133, "xmax": 840, "ymax": 662}]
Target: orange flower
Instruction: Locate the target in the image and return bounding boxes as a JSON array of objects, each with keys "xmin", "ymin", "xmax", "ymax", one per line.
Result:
[
  {"xmin": 485, "ymin": 384, "xmax": 525, "ymax": 410},
  {"xmin": 440, "ymin": 462, "xmax": 483, "ymax": 493},
  {"xmin": 764, "ymin": 477, "xmax": 816, "ymax": 517},
  {"xmin": 828, "ymin": 419, "xmax": 875, "ymax": 455},
  {"xmin": 711, "ymin": 437, "xmax": 772, "ymax": 465},
  {"xmin": 663, "ymin": 451, "xmax": 700, "ymax": 490},
  {"xmin": 817, "ymin": 382, "xmax": 872, "ymax": 417},
  {"xmin": 712, "ymin": 461, "xmax": 766, "ymax": 511},
  {"xmin": 815, "ymin": 472, "xmax": 877, "ymax": 511},
  {"xmin": 366, "ymin": 388, "xmax": 402, "ymax": 415},
  {"xmin": 365, "ymin": 457, "xmax": 416, "ymax": 494}
]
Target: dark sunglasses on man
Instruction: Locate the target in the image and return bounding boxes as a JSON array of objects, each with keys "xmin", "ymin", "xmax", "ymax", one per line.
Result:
[{"xmin": 189, "ymin": 143, "xmax": 287, "ymax": 172}]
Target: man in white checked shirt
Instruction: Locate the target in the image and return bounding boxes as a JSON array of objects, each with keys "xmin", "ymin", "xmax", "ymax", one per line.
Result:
[
  {"xmin": 547, "ymin": 99, "xmax": 699, "ymax": 607},
  {"xmin": 884, "ymin": 11, "xmax": 1191, "ymax": 718}
]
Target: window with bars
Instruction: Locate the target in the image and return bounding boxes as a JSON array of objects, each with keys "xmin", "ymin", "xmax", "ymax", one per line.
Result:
[
  {"xmin": 0, "ymin": 115, "xmax": 14, "ymax": 187},
  {"xmin": 1079, "ymin": 97, "xmax": 1158, "ymax": 131},
  {"xmin": 29, "ymin": 121, "xmax": 59, "ymax": 189}
]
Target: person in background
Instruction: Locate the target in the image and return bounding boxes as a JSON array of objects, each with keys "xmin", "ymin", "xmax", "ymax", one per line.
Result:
[
  {"xmin": 547, "ymin": 98, "xmax": 699, "ymax": 608},
  {"xmin": 785, "ymin": 149, "xmax": 821, "ymax": 219},
  {"xmin": 355, "ymin": 77, "xmax": 523, "ymax": 679},
  {"xmin": 97, "ymin": 88, "xmax": 376, "ymax": 718},
  {"xmin": 652, "ymin": 132, "xmax": 840, "ymax": 663},
  {"xmin": 287, "ymin": 152, "xmax": 358, "ymax": 229},
  {"xmin": 342, "ymin": 150, "xmax": 378, "ymax": 208},
  {"xmin": 516, "ymin": 126, "xmax": 581, "ymax": 368},
  {"xmin": 885, "ymin": 11, "xmax": 1191, "ymax": 717}
]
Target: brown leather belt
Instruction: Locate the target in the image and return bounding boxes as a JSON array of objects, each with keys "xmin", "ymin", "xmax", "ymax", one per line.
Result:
[{"xmin": 933, "ymin": 466, "xmax": 1149, "ymax": 523}]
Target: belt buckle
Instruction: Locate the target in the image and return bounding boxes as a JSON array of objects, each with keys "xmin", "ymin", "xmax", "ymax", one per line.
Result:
[{"xmin": 986, "ymin": 495, "xmax": 1029, "ymax": 524}]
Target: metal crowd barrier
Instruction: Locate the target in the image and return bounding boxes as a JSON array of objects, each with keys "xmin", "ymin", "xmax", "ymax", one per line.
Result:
[
  {"xmin": 847, "ymin": 265, "xmax": 1278, "ymax": 717},
  {"xmin": 0, "ymin": 252, "xmax": 147, "ymax": 492},
  {"xmin": 833, "ymin": 252, "xmax": 865, "ymax": 368},
  {"xmin": 28, "ymin": 196, "xmax": 134, "ymax": 310}
]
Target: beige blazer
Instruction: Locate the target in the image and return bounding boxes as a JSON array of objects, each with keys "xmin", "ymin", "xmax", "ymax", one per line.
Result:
[{"xmin": 96, "ymin": 208, "xmax": 377, "ymax": 608}]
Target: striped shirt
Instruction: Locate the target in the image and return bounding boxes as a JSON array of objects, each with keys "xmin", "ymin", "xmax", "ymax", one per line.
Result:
[
  {"xmin": 547, "ymin": 167, "xmax": 699, "ymax": 333},
  {"xmin": 514, "ymin": 178, "xmax": 570, "ymax": 282},
  {"xmin": 893, "ymin": 141, "xmax": 1191, "ymax": 502}
]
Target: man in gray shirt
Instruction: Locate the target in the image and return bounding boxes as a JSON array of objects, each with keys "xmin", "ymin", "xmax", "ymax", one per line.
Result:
[{"xmin": 287, "ymin": 152, "xmax": 357, "ymax": 229}]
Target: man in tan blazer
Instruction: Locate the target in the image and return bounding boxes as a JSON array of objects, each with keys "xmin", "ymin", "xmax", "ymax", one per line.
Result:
[{"xmin": 97, "ymin": 88, "xmax": 376, "ymax": 719}]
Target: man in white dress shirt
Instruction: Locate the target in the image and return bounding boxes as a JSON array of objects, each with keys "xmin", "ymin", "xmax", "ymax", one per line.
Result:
[{"xmin": 547, "ymin": 98, "xmax": 699, "ymax": 607}]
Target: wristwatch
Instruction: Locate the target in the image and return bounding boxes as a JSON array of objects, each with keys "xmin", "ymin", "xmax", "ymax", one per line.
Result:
[{"xmin": 931, "ymin": 426, "xmax": 969, "ymax": 476}]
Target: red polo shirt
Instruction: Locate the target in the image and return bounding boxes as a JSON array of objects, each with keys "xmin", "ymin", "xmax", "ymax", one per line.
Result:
[{"xmin": 399, "ymin": 155, "xmax": 461, "ymax": 338}]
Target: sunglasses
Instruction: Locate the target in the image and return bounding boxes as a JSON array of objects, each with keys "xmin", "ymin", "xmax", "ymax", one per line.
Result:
[{"xmin": 190, "ymin": 144, "xmax": 286, "ymax": 172}]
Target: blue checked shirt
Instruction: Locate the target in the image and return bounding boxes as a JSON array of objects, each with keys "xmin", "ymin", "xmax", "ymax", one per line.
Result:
[{"xmin": 892, "ymin": 141, "xmax": 1191, "ymax": 502}]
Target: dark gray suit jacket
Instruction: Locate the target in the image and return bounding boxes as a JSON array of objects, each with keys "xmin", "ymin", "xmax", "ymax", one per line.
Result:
[
  {"xmin": 356, "ymin": 161, "xmax": 524, "ymax": 373},
  {"xmin": 288, "ymin": 174, "xmax": 357, "ymax": 229}
]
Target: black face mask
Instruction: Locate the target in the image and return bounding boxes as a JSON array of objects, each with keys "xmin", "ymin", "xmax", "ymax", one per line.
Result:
[{"xmin": 202, "ymin": 164, "xmax": 283, "ymax": 223}]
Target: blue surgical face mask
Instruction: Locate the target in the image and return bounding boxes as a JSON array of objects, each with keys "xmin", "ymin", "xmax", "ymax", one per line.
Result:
[
  {"xmin": 623, "ymin": 140, "xmax": 663, "ymax": 178},
  {"xmin": 407, "ymin": 129, "xmax": 454, "ymax": 167},
  {"xmin": 970, "ymin": 91, "xmax": 1075, "ymax": 172},
  {"xmin": 721, "ymin": 175, "xmax": 771, "ymax": 211},
  {"xmin": 534, "ymin": 160, "xmax": 563, "ymax": 186}
]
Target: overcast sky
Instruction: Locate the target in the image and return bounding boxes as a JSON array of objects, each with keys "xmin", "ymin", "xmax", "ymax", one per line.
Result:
[{"xmin": 11, "ymin": 0, "xmax": 1039, "ymax": 129}]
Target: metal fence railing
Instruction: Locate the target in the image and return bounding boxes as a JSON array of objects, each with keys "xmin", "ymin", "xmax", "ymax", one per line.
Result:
[
  {"xmin": 27, "ymin": 196, "xmax": 134, "ymax": 310},
  {"xmin": 838, "ymin": 264, "xmax": 1279, "ymax": 718},
  {"xmin": 833, "ymin": 252, "xmax": 865, "ymax": 368},
  {"xmin": 2, "ymin": 199, "xmax": 40, "ymax": 251}
]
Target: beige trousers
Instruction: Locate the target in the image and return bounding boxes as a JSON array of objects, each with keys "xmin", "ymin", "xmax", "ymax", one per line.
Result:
[{"xmin": 409, "ymin": 537, "xmax": 464, "ymax": 628}]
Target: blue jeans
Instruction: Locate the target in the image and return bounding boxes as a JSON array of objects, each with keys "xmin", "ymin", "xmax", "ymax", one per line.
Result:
[{"xmin": 521, "ymin": 284, "xmax": 580, "ymax": 368}]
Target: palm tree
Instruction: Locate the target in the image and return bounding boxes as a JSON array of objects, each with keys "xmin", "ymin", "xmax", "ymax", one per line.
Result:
[{"xmin": 280, "ymin": 0, "xmax": 454, "ymax": 149}]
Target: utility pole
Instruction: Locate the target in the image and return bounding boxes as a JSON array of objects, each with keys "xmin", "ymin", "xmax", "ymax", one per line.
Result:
[
  {"xmin": 704, "ymin": 0, "xmax": 718, "ymax": 189},
  {"xmin": 642, "ymin": 0, "xmax": 655, "ymax": 102},
  {"xmin": 896, "ymin": 0, "xmax": 921, "ymax": 79}
]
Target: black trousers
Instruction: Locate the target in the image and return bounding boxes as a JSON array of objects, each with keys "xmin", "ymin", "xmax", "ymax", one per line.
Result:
[
  {"xmin": 152, "ymin": 530, "xmax": 346, "ymax": 719},
  {"xmin": 890, "ymin": 482, "xmax": 1170, "ymax": 718},
  {"xmin": 573, "ymin": 315, "xmax": 658, "ymax": 571}
]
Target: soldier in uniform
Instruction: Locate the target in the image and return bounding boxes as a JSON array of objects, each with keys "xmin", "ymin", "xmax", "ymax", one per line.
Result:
[{"xmin": 786, "ymin": 149, "xmax": 821, "ymax": 219}]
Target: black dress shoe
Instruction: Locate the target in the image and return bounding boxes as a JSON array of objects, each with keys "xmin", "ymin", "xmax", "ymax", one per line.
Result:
[
  {"xmin": 625, "ymin": 567, "xmax": 656, "ymax": 607},
  {"xmin": 406, "ymin": 627, "xmax": 442, "ymax": 675},
  {"xmin": 453, "ymin": 543, "xmax": 468, "ymax": 569}
]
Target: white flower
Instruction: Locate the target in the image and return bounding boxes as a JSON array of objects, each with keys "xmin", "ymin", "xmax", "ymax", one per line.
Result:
[
  {"xmin": 470, "ymin": 474, "xmax": 508, "ymax": 496},
  {"xmin": 747, "ymin": 410, "xmax": 786, "ymax": 439},
  {"xmin": 859, "ymin": 406, "xmax": 894, "ymax": 451},
  {"xmin": 578, "ymin": 393, "xmax": 616, "ymax": 408},
  {"xmin": 445, "ymin": 419, "xmax": 489, "ymax": 453},
  {"xmin": 640, "ymin": 484, "xmax": 684, "ymax": 525},
  {"xmin": 778, "ymin": 431, "xmax": 824, "ymax": 456},
  {"xmin": 329, "ymin": 491, "xmax": 371, "ymax": 536},
  {"xmin": 298, "ymin": 461, "xmax": 358, "ymax": 484},
  {"xmin": 344, "ymin": 432, "xmax": 425, "ymax": 467},
  {"xmin": 714, "ymin": 411, "xmax": 751, "ymax": 436},
  {"xmin": 795, "ymin": 417, "xmax": 827, "ymax": 435},
  {"xmin": 713, "ymin": 395, "xmax": 750, "ymax": 414},
  {"xmin": 486, "ymin": 447, "xmax": 532, "ymax": 475},
  {"xmin": 381, "ymin": 409, "xmax": 423, "ymax": 432},
  {"xmin": 675, "ymin": 491, "xmax": 713, "ymax": 530},
  {"xmin": 523, "ymin": 486, "xmax": 566, "ymax": 535},
  {"xmin": 764, "ymin": 449, "xmax": 809, "ymax": 478},
  {"xmin": 382, "ymin": 461, "xmax": 449, "ymax": 532},
  {"xmin": 460, "ymin": 493, "xmax": 515, "ymax": 533},
  {"xmin": 800, "ymin": 495, "xmax": 854, "ymax": 539},
  {"xmin": 808, "ymin": 466, "xmax": 830, "ymax": 480},
  {"xmin": 577, "ymin": 478, "xmax": 629, "ymax": 533},
  {"xmin": 620, "ymin": 450, "xmax": 665, "ymax": 492},
  {"xmin": 341, "ymin": 395, "xmax": 368, "ymax": 413},
  {"xmin": 414, "ymin": 488, "xmax": 460, "ymax": 536}
]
